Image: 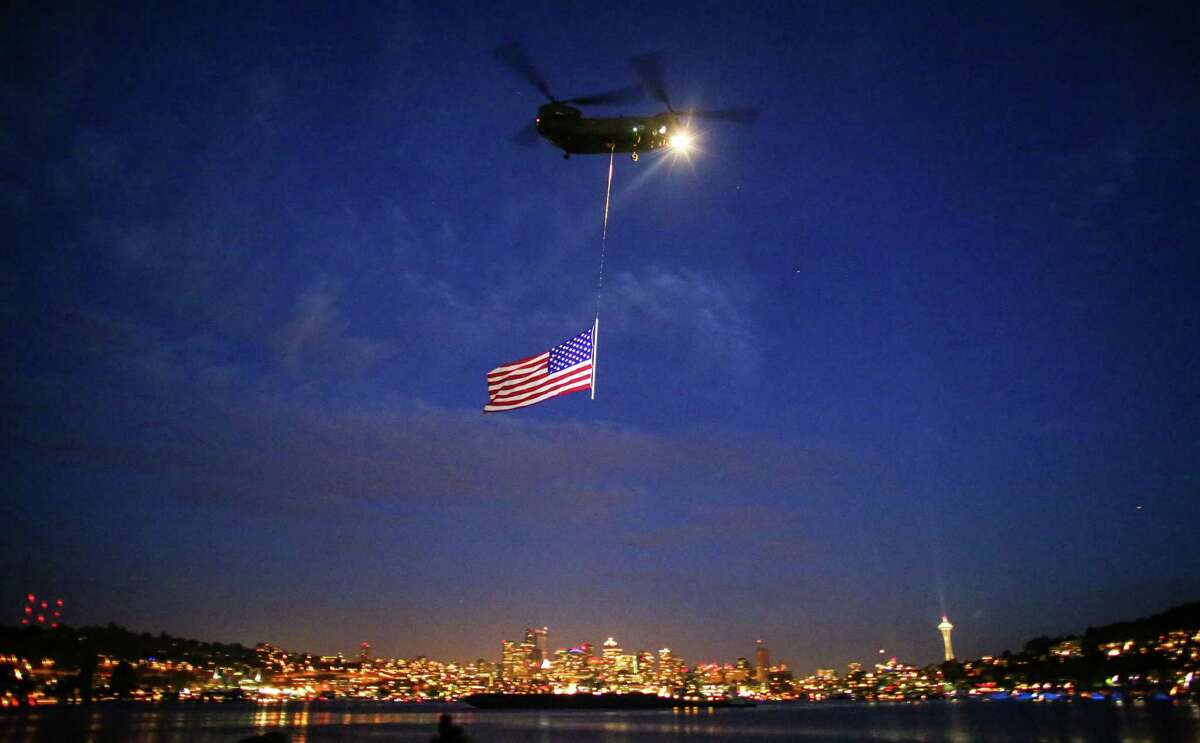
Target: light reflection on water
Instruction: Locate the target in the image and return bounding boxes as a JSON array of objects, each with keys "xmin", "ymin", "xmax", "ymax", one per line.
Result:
[{"xmin": 0, "ymin": 701, "xmax": 1197, "ymax": 742}]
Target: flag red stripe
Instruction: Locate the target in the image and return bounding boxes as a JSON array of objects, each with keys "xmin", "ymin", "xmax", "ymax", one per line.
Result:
[
  {"xmin": 490, "ymin": 358, "xmax": 593, "ymax": 396},
  {"xmin": 490, "ymin": 371, "xmax": 546, "ymax": 396},
  {"xmin": 489, "ymin": 352, "xmax": 546, "ymax": 375},
  {"xmin": 488, "ymin": 364, "xmax": 547, "ymax": 393},
  {"xmin": 488, "ymin": 362, "xmax": 547, "ymax": 391},
  {"xmin": 489, "ymin": 364, "xmax": 591, "ymax": 406},
  {"xmin": 488, "ymin": 353, "xmax": 548, "ymax": 379},
  {"xmin": 488, "ymin": 384, "xmax": 587, "ymax": 410},
  {"xmin": 485, "ymin": 377, "xmax": 592, "ymax": 412},
  {"xmin": 483, "ymin": 326, "xmax": 594, "ymax": 413}
]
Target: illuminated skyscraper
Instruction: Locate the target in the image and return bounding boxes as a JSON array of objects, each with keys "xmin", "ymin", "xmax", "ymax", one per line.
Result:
[
  {"xmin": 635, "ymin": 650, "xmax": 655, "ymax": 681},
  {"xmin": 938, "ymin": 616, "xmax": 955, "ymax": 661},
  {"xmin": 657, "ymin": 648, "xmax": 685, "ymax": 688},
  {"xmin": 602, "ymin": 637, "xmax": 622, "ymax": 664},
  {"xmin": 730, "ymin": 657, "xmax": 752, "ymax": 683},
  {"xmin": 519, "ymin": 627, "xmax": 545, "ymax": 677},
  {"xmin": 533, "ymin": 627, "xmax": 548, "ymax": 665},
  {"xmin": 501, "ymin": 640, "xmax": 522, "ymax": 679},
  {"xmin": 555, "ymin": 647, "xmax": 589, "ymax": 685},
  {"xmin": 615, "ymin": 653, "xmax": 635, "ymax": 673},
  {"xmin": 754, "ymin": 640, "xmax": 770, "ymax": 684}
]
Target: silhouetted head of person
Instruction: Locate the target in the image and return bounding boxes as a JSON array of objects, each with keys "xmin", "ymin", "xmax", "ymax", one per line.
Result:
[{"xmin": 433, "ymin": 713, "xmax": 468, "ymax": 742}]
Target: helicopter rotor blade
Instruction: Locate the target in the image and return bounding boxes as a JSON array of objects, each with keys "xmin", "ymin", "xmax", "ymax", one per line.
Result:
[
  {"xmin": 493, "ymin": 42, "xmax": 554, "ymax": 101},
  {"xmin": 681, "ymin": 107, "xmax": 762, "ymax": 124},
  {"xmin": 631, "ymin": 53, "xmax": 672, "ymax": 109},
  {"xmin": 562, "ymin": 85, "xmax": 644, "ymax": 107}
]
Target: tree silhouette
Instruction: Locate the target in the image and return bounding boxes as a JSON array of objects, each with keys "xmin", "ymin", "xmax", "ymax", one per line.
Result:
[
  {"xmin": 110, "ymin": 660, "xmax": 137, "ymax": 699},
  {"xmin": 77, "ymin": 652, "xmax": 97, "ymax": 704}
]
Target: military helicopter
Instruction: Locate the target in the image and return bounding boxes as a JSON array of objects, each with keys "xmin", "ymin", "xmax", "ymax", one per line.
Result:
[{"xmin": 495, "ymin": 44, "xmax": 759, "ymax": 161}]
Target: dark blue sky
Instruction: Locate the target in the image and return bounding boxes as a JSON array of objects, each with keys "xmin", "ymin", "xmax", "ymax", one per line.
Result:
[{"xmin": 3, "ymin": 1, "xmax": 1198, "ymax": 670}]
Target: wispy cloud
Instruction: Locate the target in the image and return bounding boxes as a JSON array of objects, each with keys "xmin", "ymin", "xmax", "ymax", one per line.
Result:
[
  {"xmin": 276, "ymin": 278, "xmax": 395, "ymax": 378},
  {"xmin": 3, "ymin": 344, "xmax": 845, "ymax": 520},
  {"xmin": 609, "ymin": 265, "xmax": 761, "ymax": 381},
  {"xmin": 392, "ymin": 262, "xmax": 763, "ymax": 385}
]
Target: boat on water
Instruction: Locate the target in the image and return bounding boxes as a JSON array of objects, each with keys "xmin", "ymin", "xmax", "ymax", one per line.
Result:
[{"xmin": 462, "ymin": 692, "xmax": 753, "ymax": 710}]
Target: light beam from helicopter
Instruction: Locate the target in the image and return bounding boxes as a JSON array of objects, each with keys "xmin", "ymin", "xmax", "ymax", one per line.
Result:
[{"xmin": 669, "ymin": 130, "xmax": 694, "ymax": 152}]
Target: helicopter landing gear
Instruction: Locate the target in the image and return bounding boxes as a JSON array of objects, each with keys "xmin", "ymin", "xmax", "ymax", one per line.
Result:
[{"xmin": 631, "ymin": 151, "xmax": 639, "ymax": 162}]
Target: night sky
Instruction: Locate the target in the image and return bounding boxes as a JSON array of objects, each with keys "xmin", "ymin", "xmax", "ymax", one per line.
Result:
[{"xmin": 3, "ymin": 2, "xmax": 1198, "ymax": 671}]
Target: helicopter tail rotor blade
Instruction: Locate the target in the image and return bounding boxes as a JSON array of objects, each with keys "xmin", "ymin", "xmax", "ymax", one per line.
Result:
[
  {"xmin": 684, "ymin": 107, "xmax": 762, "ymax": 124},
  {"xmin": 631, "ymin": 53, "xmax": 672, "ymax": 109},
  {"xmin": 493, "ymin": 42, "xmax": 554, "ymax": 101},
  {"xmin": 562, "ymin": 85, "xmax": 644, "ymax": 107}
]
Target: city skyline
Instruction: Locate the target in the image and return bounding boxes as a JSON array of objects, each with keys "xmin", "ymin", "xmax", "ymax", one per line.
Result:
[
  {"xmin": 323, "ymin": 615, "xmax": 942, "ymax": 671},
  {"xmin": 4, "ymin": 600, "xmax": 1197, "ymax": 707},
  {"xmin": 11, "ymin": 595, "xmax": 979, "ymax": 670},
  {"xmin": 4, "ymin": 1, "xmax": 1197, "ymax": 669},
  {"xmin": 6, "ymin": 605, "xmax": 982, "ymax": 675}
]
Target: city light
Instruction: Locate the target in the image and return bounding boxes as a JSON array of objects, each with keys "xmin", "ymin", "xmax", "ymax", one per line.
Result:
[{"xmin": 1, "ymin": 614, "xmax": 1197, "ymax": 707}]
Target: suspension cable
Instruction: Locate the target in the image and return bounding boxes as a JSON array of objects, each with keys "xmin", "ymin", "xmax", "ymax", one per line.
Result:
[{"xmin": 595, "ymin": 144, "xmax": 616, "ymax": 320}]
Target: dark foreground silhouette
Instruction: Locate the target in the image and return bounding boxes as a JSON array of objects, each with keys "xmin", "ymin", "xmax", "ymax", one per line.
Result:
[{"xmin": 432, "ymin": 712, "xmax": 469, "ymax": 742}]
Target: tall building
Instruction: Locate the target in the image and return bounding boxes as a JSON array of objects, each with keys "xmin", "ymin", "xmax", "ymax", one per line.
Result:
[
  {"xmin": 533, "ymin": 627, "xmax": 548, "ymax": 665},
  {"xmin": 501, "ymin": 640, "xmax": 522, "ymax": 679},
  {"xmin": 754, "ymin": 640, "xmax": 770, "ymax": 684},
  {"xmin": 579, "ymin": 642, "xmax": 596, "ymax": 667},
  {"xmin": 938, "ymin": 616, "xmax": 955, "ymax": 661},
  {"xmin": 560, "ymin": 646, "xmax": 592, "ymax": 685},
  {"xmin": 522, "ymin": 628, "xmax": 540, "ymax": 666},
  {"xmin": 635, "ymin": 650, "xmax": 655, "ymax": 679},
  {"xmin": 657, "ymin": 648, "xmax": 685, "ymax": 688},
  {"xmin": 730, "ymin": 657, "xmax": 752, "ymax": 683},
  {"xmin": 602, "ymin": 637, "xmax": 622, "ymax": 664}
]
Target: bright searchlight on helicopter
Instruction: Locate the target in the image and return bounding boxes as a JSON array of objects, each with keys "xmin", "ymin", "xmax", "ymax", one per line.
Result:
[{"xmin": 669, "ymin": 130, "xmax": 694, "ymax": 152}]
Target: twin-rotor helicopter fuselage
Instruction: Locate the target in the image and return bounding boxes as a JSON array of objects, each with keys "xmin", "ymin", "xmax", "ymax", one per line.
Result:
[
  {"xmin": 495, "ymin": 44, "xmax": 754, "ymax": 161},
  {"xmin": 535, "ymin": 103, "xmax": 691, "ymax": 160}
]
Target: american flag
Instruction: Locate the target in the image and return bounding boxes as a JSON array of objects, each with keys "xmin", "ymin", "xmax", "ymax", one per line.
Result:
[{"xmin": 485, "ymin": 325, "xmax": 595, "ymax": 413}]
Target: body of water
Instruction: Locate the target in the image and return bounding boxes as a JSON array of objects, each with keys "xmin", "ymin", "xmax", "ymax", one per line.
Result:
[{"xmin": 1, "ymin": 700, "xmax": 1198, "ymax": 742}]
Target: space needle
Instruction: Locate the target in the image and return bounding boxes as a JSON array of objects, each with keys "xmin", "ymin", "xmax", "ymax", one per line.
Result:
[{"xmin": 938, "ymin": 616, "xmax": 955, "ymax": 662}]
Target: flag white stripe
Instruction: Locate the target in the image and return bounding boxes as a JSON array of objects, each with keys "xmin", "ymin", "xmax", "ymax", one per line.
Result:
[
  {"xmin": 484, "ymin": 378, "xmax": 593, "ymax": 412},
  {"xmin": 489, "ymin": 371, "xmax": 543, "ymax": 395},
  {"xmin": 483, "ymin": 326, "xmax": 595, "ymax": 413},
  {"xmin": 488, "ymin": 353, "xmax": 549, "ymax": 378},
  {"xmin": 489, "ymin": 364, "xmax": 592, "ymax": 405},
  {"xmin": 489, "ymin": 359, "xmax": 591, "ymax": 396},
  {"xmin": 488, "ymin": 353, "xmax": 546, "ymax": 377},
  {"xmin": 488, "ymin": 364, "xmax": 544, "ymax": 393},
  {"xmin": 490, "ymin": 368, "xmax": 590, "ymax": 406}
]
